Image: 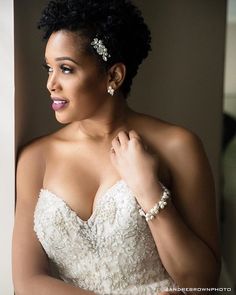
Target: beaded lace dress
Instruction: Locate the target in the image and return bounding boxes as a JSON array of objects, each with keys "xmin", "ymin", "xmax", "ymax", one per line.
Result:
[{"xmin": 34, "ymin": 179, "xmax": 177, "ymax": 295}]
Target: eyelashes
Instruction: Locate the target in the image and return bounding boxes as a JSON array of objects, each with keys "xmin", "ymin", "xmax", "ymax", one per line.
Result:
[
  {"xmin": 42, "ymin": 63, "xmax": 73, "ymax": 74},
  {"xmin": 42, "ymin": 63, "xmax": 52, "ymax": 73},
  {"xmin": 61, "ymin": 65, "xmax": 73, "ymax": 74}
]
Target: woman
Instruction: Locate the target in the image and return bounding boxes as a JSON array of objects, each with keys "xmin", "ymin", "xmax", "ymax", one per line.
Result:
[{"xmin": 12, "ymin": 0, "xmax": 221, "ymax": 294}]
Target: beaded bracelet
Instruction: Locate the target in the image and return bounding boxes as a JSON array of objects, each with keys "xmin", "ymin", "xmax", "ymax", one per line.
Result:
[{"xmin": 138, "ymin": 182, "xmax": 171, "ymax": 222}]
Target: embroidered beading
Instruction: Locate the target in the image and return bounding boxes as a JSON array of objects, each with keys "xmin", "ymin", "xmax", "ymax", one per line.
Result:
[{"xmin": 34, "ymin": 180, "xmax": 177, "ymax": 294}]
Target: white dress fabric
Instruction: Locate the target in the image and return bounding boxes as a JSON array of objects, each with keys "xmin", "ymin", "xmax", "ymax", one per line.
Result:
[{"xmin": 34, "ymin": 179, "xmax": 177, "ymax": 295}]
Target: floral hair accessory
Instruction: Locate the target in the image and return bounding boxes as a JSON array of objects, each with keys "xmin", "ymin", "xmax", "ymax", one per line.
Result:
[{"xmin": 91, "ymin": 38, "xmax": 111, "ymax": 61}]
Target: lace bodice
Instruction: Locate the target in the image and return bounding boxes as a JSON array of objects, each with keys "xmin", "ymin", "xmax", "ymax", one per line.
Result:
[{"xmin": 34, "ymin": 180, "xmax": 177, "ymax": 294}]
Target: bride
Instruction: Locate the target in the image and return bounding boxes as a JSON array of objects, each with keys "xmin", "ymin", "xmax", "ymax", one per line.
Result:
[{"xmin": 12, "ymin": 0, "xmax": 221, "ymax": 294}]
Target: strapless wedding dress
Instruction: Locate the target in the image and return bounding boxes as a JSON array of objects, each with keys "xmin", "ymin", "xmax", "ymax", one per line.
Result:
[{"xmin": 34, "ymin": 179, "xmax": 177, "ymax": 295}]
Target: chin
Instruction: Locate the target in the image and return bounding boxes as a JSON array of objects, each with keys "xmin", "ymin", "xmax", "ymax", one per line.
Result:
[{"xmin": 55, "ymin": 113, "xmax": 73, "ymax": 124}]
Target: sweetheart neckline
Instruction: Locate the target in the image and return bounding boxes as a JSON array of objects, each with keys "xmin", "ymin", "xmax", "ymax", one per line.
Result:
[{"xmin": 39, "ymin": 179, "xmax": 126, "ymax": 224}]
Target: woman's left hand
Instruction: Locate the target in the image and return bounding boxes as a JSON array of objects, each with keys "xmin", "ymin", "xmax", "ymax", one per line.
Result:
[{"xmin": 110, "ymin": 130, "xmax": 162, "ymax": 202}]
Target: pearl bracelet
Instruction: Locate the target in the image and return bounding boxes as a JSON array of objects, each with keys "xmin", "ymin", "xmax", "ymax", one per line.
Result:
[{"xmin": 138, "ymin": 182, "xmax": 171, "ymax": 222}]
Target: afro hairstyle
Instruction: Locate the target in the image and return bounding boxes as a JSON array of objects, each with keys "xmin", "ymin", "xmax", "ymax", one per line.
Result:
[{"xmin": 38, "ymin": 0, "xmax": 152, "ymax": 98}]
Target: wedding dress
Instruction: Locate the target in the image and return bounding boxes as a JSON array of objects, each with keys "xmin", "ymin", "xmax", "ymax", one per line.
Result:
[{"xmin": 34, "ymin": 179, "xmax": 177, "ymax": 295}]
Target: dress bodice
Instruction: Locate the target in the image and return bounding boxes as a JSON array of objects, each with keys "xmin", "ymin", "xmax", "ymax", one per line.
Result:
[{"xmin": 34, "ymin": 179, "xmax": 177, "ymax": 295}]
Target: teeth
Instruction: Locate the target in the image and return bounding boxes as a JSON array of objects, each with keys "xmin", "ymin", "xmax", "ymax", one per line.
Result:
[{"xmin": 53, "ymin": 100, "xmax": 67, "ymax": 104}]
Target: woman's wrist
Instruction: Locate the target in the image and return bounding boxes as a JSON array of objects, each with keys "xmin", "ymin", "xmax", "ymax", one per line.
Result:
[
  {"xmin": 135, "ymin": 178, "xmax": 164, "ymax": 212},
  {"xmin": 139, "ymin": 182, "xmax": 171, "ymax": 221}
]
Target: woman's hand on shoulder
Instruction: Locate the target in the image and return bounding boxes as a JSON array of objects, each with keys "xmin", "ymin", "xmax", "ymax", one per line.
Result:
[{"xmin": 110, "ymin": 130, "xmax": 161, "ymax": 198}]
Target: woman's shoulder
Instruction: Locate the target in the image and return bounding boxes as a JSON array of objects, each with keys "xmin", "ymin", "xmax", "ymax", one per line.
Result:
[
  {"xmin": 16, "ymin": 129, "xmax": 67, "ymax": 192},
  {"xmin": 17, "ymin": 129, "xmax": 64, "ymax": 171},
  {"xmin": 136, "ymin": 112, "xmax": 208, "ymax": 190},
  {"xmin": 134, "ymin": 112, "xmax": 203, "ymax": 155},
  {"xmin": 18, "ymin": 127, "xmax": 67, "ymax": 157},
  {"xmin": 18, "ymin": 134, "xmax": 51, "ymax": 159}
]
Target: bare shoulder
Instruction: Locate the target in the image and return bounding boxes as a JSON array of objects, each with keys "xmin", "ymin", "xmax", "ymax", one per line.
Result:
[
  {"xmin": 18, "ymin": 136, "xmax": 46, "ymax": 163},
  {"xmin": 134, "ymin": 113, "xmax": 211, "ymax": 191},
  {"xmin": 135, "ymin": 113, "xmax": 203, "ymax": 160},
  {"xmin": 17, "ymin": 137, "xmax": 47, "ymax": 178},
  {"xmin": 17, "ymin": 127, "xmax": 65, "ymax": 169},
  {"xmin": 157, "ymin": 121, "xmax": 205, "ymax": 162},
  {"xmin": 17, "ymin": 132, "xmax": 57, "ymax": 192}
]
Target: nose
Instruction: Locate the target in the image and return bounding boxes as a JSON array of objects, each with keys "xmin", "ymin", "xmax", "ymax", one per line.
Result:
[{"xmin": 46, "ymin": 72, "xmax": 61, "ymax": 93}]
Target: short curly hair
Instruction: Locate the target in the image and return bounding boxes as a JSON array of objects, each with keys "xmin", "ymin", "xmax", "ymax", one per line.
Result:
[{"xmin": 38, "ymin": 0, "xmax": 151, "ymax": 98}]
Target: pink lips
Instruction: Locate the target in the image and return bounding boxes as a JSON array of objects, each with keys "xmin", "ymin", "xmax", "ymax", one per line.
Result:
[{"xmin": 51, "ymin": 97, "xmax": 69, "ymax": 111}]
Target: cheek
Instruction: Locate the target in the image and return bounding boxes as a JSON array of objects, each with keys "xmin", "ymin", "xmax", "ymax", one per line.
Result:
[
  {"xmin": 70, "ymin": 74, "xmax": 107, "ymax": 100},
  {"xmin": 68, "ymin": 76, "xmax": 107, "ymax": 113}
]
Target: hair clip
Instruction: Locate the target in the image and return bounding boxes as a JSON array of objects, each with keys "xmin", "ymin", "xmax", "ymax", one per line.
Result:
[{"xmin": 91, "ymin": 38, "xmax": 111, "ymax": 61}]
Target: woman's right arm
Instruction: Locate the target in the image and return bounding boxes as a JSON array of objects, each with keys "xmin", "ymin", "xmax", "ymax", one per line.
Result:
[{"xmin": 12, "ymin": 142, "xmax": 96, "ymax": 295}]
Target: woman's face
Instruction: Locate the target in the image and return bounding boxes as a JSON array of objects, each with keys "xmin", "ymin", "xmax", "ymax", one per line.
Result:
[{"xmin": 44, "ymin": 30, "xmax": 109, "ymax": 124}]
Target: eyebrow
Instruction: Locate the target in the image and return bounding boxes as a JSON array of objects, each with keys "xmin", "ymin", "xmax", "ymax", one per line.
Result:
[{"xmin": 45, "ymin": 56, "xmax": 79, "ymax": 65}]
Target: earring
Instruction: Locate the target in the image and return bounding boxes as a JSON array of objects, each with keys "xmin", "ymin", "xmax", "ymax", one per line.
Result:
[{"xmin": 108, "ymin": 86, "xmax": 115, "ymax": 96}]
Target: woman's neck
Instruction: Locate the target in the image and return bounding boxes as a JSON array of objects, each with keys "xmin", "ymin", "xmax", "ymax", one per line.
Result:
[{"xmin": 71, "ymin": 97, "xmax": 135, "ymax": 142}]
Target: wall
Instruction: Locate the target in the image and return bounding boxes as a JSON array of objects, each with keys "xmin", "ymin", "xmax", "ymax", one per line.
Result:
[
  {"xmin": 222, "ymin": 0, "xmax": 236, "ymax": 288},
  {"xmin": 224, "ymin": 23, "xmax": 236, "ymax": 117},
  {"xmin": 0, "ymin": 0, "xmax": 15, "ymax": 294},
  {"xmin": 15, "ymin": 0, "xmax": 60, "ymax": 150},
  {"xmin": 132, "ymin": 0, "xmax": 226, "ymax": 205}
]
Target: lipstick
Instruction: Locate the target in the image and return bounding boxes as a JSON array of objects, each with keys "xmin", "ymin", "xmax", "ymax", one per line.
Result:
[{"xmin": 51, "ymin": 97, "xmax": 69, "ymax": 111}]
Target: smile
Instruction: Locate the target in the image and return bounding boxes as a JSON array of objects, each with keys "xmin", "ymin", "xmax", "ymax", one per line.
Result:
[{"xmin": 51, "ymin": 98, "xmax": 69, "ymax": 111}]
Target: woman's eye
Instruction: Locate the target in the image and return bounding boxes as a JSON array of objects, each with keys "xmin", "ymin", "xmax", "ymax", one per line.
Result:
[
  {"xmin": 42, "ymin": 63, "xmax": 73, "ymax": 74},
  {"xmin": 61, "ymin": 65, "xmax": 73, "ymax": 74},
  {"xmin": 42, "ymin": 63, "xmax": 53, "ymax": 74}
]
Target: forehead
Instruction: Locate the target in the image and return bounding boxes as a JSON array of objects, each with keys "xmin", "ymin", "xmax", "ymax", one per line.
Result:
[{"xmin": 45, "ymin": 30, "xmax": 88, "ymax": 60}]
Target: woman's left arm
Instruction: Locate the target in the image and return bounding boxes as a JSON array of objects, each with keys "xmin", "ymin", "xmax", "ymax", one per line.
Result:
[
  {"xmin": 138, "ymin": 129, "xmax": 221, "ymax": 288},
  {"xmin": 111, "ymin": 129, "xmax": 221, "ymax": 290}
]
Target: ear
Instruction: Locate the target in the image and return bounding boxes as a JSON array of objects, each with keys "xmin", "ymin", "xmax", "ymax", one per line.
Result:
[{"xmin": 107, "ymin": 63, "xmax": 126, "ymax": 92}]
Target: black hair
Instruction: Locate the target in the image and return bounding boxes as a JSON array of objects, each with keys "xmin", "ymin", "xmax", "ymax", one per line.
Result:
[{"xmin": 38, "ymin": 0, "xmax": 151, "ymax": 98}]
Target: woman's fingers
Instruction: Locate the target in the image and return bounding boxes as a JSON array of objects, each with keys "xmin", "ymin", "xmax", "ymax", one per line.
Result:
[
  {"xmin": 110, "ymin": 146, "xmax": 115, "ymax": 154},
  {"xmin": 111, "ymin": 135, "xmax": 120, "ymax": 150},
  {"xmin": 129, "ymin": 129, "xmax": 141, "ymax": 140},
  {"xmin": 129, "ymin": 129, "xmax": 146, "ymax": 151},
  {"xmin": 111, "ymin": 130, "xmax": 129, "ymax": 153},
  {"xmin": 117, "ymin": 130, "xmax": 130, "ymax": 147},
  {"xmin": 111, "ymin": 129, "xmax": 145, "ymax": 153}
]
